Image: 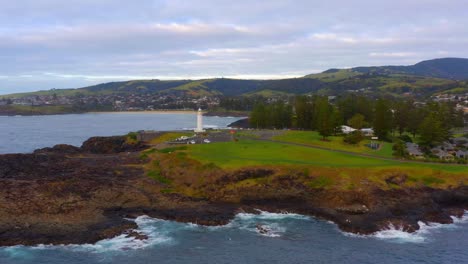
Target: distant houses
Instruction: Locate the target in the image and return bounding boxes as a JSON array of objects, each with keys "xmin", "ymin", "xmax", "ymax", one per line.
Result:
[{"xmin": 404, "ymin": 139, "xmax": 468, "ymax": 161}]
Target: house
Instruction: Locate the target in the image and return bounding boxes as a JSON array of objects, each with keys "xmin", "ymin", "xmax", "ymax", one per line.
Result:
[
  {"xmin": 360, "ymin": 128, "xmax": 374, "ymax": 137},
  {"xmin": 453, "ymin": 137, "xmax": 468, "ymax": 146},
  {"xmin": 442, "ymin": 141, "xmax": 455, "ymax": 152},
  {"xmin": 455, "ymin": 150, "xmax": 467, "ymax": 159},
  {"xmin": 433, "ymin": 150, "xmax": 454, "ymax": 160},
  {"xmin": 341, "ymin": 125, "xmax": 356, "ymax": 134},
  {"xmin": 406, "ymin": 142, "xmax": 423, "ymax": 158}
]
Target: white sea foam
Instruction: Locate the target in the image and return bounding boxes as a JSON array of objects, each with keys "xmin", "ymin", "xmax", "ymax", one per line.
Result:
[
  {"xmin": 225, "ymin": 210, "xmax": 310, "ymax": 238},
  {"xmin": 344, "ymin": 210, "xmax": 468, "ymax": 244},
  {"xmin": 235, "ymin": 210, "xmax": 310, "ymax": 221},
  {"xmin": 25, "ymin": 216, "xmax": 174, "ymax": 253}
]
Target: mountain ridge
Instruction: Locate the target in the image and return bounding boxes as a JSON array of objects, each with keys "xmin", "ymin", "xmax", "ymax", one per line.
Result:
[{"xmin": 3, "ymin": 58, "xmax": 468, "ymax": 99}]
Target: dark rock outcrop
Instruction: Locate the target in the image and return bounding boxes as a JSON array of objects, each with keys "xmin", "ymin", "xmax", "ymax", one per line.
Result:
[
  {"xmin": 0, "ymin": 136, "xmax": 466, "ymax": 246},
  {"xmin": 227, "ymin": 118, "xmax": 250, "ymax": 129},
  {"xmin": 81, "ymin": 136, "xmax": 147, "ymax": 154}
]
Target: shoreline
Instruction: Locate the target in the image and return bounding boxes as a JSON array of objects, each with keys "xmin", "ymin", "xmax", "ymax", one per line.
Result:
[
  {"xmin": 87, "ymin": 110, "xmax": 197, "ymax": 114},
  {"xmin": 0, "ymin": 134, "xmax": 466, "ymax": 247},
  {"xmin": 0, "ymin": 109, "xmax": 247, "ymax": 117}
]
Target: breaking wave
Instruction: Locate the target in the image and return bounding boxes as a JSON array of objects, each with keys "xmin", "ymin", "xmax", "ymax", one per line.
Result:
[
  {"xmin": 344, "ymin": 210, "xmax": 468, "ymax": 243},
  {"xmin": 3, "ymin": 210, "xmax": 467, "ymax": 255}
]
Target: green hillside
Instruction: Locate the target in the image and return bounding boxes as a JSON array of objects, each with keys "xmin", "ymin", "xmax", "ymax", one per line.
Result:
[{"xmin": 3, "ymin": 58, "xmax": 468, "ymax": 99}]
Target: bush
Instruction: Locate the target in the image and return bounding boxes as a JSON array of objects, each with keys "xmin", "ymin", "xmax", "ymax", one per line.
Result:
[
  {"xmin": 308, "ymin": 176, "xmax": 334, "ymax": 189},
  {"xmin": 392, "ymin": 140, "xmax": 408, "ymax": 158},
  {"xmin": 126, "ymin": 132, "xmax": 138, "ymax": 144},
  {"xmin": 398, "ymin": 135, "xmax": 413, "ymax": 143},
  {"xmin": 343, "ymin": 131, "xmax": 364, "ymax": 144}
]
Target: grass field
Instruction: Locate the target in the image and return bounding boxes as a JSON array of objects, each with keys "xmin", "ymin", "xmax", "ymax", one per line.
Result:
[
  {"xmin": 186, "ymin": 139, "xmax": 467, "ymax": 174},
  {"xmin": 271, "ymin": 130, "xmax": 393, "ymax": 158}
]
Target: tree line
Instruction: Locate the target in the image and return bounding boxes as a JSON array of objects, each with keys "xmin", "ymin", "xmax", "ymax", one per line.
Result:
[{"xmin": 249, "ymin": 95, "xmax": 465, "ymax": 146}]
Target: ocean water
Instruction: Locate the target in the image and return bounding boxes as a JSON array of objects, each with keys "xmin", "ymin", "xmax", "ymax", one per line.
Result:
[
  {"xmin": 1, "ymin": 211, "xmax": 468, "ymax": 264},
  {"xmin": 1, "ymin": 113, "xmax": 468, "ymax": 264},
  {"xmin": 0, "ymin": 112, "xmax": 240, "ymax": 154}
]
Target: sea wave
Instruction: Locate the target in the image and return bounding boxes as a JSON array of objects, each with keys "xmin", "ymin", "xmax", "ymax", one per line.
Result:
[
  {"xmin": 30, "ymin": 216, "xmax": 173, "ymax": 253},
  {"xmin": 224, "ymin": 210, "xmax": 310, "ymax": 237},
  {"xmin": 3, "ymin": 210, "xmax": 467, "ymax": 254},
  {"xmin": 344, "ymin": 210, "xmax": 468, "ymax": 244}
]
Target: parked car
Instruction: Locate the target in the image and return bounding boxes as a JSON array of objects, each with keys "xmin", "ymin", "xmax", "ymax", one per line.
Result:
[
  {"xmin": 190, "ymin": 140, "xmax": 196, "ymax": 144},
  {"xmin": 203, "ymin": 139, "xmax": 211, "ymax": 143}
]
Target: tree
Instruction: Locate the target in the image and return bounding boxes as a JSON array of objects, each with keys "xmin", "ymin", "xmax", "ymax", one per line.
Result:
[
  {"xmin": 393, "ymin": 101, "xmax": 411, "ymax": 135},
  {"xmin": 294, "ymin": 95, "xmax": 313, "ymax": 129},
  {"xmin": 331, "ymin": 108, "xmax": 344, "ymax": 135},
  {"xmin": 315, "ymin": 97, "xmax": 333, "ymax": 139},
  {"xmin": 347, "ymin": 113, "xmax": 365, "ymax": 129},
  {"xmin": 344, "ymin": 131, "xmax": 364, "ymax": 144},
  {"xmin": 392, "ymin": 140, "xmax": 408, "ymax": 158},
  {"xmin": 407, "ymin": 107, "xmax": 424, "ymax": 138},
  {"xmin": 373, "ymin": 99, "xmax": 392, "ymax": 140},
  {"xmin": 419, "ymin": 113, "xmax": 448, "ymax": 147},
  {"xmin": 249, "ymin": 103, "xmax": 267, "ymax": 129}
]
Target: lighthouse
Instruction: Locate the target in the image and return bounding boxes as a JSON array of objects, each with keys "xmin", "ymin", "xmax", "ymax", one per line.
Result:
[{"xmin": 194, "ymin": 108, "xmax": 205, "ymax": 133}]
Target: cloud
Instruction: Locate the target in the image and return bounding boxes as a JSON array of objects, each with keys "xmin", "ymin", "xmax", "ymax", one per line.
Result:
[{"xmin": 0, "ymin": 0, "xmax": 467, "ymax": 93}]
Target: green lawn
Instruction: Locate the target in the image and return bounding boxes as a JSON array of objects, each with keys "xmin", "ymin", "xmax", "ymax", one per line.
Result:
[
  {"xmin": 186, "ymin": 139, "xmax": 467, "ymax": 173},
  {"xmin": 271, "ymin": 130, "xmax": 393, "ymax": 158}
]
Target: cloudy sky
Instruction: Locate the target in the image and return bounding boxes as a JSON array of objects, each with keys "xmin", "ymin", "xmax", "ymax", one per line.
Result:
[{"xmin": 1, "ymin": 0, "xmax": 467, "ymax": 94}]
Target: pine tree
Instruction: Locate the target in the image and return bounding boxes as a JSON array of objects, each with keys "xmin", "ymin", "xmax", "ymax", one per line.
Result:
[
  {"xmin": 373, "ymin": 99, "xmax": 392, "ymax": 140},
  {"xmin": 419, "ymin": 113, "xmax": 446, "ymax": 147},
  {"xmin": 315, "ymin": 97, "xmax": 333, "ymax": 139}
]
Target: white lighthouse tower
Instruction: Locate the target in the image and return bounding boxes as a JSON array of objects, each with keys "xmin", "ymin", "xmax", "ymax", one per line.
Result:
[{"xmin": 194, "ymin": 108, "xmax": 205, "ymax": 133}]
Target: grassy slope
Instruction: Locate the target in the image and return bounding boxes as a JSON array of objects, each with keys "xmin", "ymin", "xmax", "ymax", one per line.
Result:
[
  {"xmin": 271, "ymin": 131, "xmax": 393, "ymax": 158},
  {"xmin": 186, "ymin": 139, "xmax": 467, "ymax": 173},
  {"xmin": 180, "ymin": 139, "xmax": 466, "ymax": 190},
  {"xmin": 144, "ymin": 132, "xmax": 467, "ymax": 192},
  {"xmin": 304, "ymin": 69, "xmax": 363, "ymax": 82}
]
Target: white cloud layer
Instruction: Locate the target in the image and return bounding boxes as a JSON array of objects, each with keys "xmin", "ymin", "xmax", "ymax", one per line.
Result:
[{"xmin": 0, "ymin": 0, "xmax": 467, "ymax": 93}]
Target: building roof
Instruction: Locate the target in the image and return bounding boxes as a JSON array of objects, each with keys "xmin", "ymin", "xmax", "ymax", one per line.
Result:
[
  {"xmin": 406, "ymin": 142, "xmax": 423, "ymax": 156},
  {"xmin": 434, "ymin": 150, "xmax": 453, "ymax": 159},
  {"xmin": 341, "ymin": 125, "xmax": 356, "ymax": 133}
]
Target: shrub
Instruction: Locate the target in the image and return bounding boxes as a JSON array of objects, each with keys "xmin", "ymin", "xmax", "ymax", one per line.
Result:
[
  {"xmin": 147, "ymin": 170, "xmax": 172, "ymax": 185},
  {"xmin": 343, "ymin": 131, "xmax": 364, "ymax": 144},
  {"xmin": 126, "ymin": 132, "xmax": 138, "ymax": 144},
  {"xmin": 392, "ymin": 140, "xmax": 408, "ymax": 158},
  {"xmin": 398, "ymin": 135, "xmax": 413, "ymax": 143},
  {"xmin": 308, "ymin": 176, "xmax": 334, "ymax": 189}
]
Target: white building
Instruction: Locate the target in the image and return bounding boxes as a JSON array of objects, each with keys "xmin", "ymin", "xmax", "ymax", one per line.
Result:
[
  {"xmin": 194, "ymin": 108, "xmax": 205, "ymax": 133},
  {"xmin": 360, "ymin": 128, "xmax": 374, "ymax": 136},
  {"xmin": 341, "ymin": 125, "xmax": 356, "ymax": 134}
]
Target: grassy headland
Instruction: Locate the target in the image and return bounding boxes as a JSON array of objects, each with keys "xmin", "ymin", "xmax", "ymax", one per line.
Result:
[{"xmin": 143, "ymin": 131, "xmax": 467, "ymax": 198}]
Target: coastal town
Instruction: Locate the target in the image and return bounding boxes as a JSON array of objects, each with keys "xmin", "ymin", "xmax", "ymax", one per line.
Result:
[{"xmin": 0, "ymin": 92, "xmax": 220, "ymax": 111}]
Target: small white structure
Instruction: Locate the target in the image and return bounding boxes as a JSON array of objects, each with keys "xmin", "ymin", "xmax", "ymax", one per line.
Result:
[
  {"xmin": 194, "ymin": 108, "xmax": 205, "ymax": 133},
  {"xmin": 360, "ymin": 128, "xmax": 374, "ymax": 136},
  {"xmin": 341, "ymin": 125, "xmax": 356, "ymax": 134}
]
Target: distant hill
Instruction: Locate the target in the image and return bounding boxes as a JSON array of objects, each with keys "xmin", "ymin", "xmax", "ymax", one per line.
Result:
[
  {"xmin": 350, "ymin": 58, "xmax": 468, "ymax": 80},
  {"xmin": 3, "ymin": 58, "xmax": 468, "ymax": 99}
]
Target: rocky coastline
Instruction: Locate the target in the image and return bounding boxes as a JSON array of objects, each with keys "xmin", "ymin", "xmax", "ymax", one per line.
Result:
[{"xmin": 0, "ymin": 135, "xmax": 467, "ymax": 247}]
